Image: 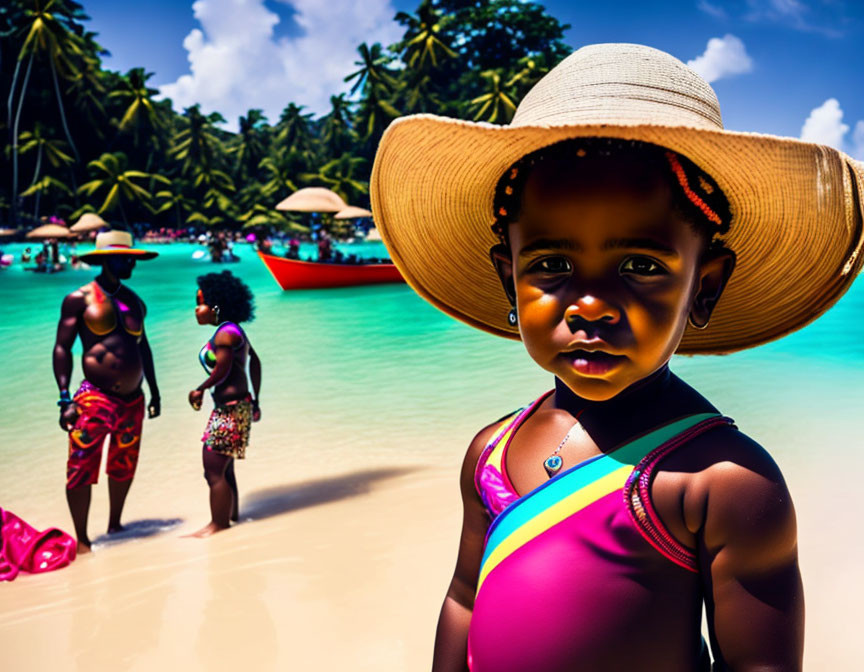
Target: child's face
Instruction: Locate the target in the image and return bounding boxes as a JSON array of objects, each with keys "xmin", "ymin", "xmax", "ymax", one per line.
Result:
[
  {"xmin": 495, "ymin": 156, "xmax": 733, "ymax": 401},
  {"xmin": 195, "ymin": 289, "xmax": 216, "ymax": 325}
]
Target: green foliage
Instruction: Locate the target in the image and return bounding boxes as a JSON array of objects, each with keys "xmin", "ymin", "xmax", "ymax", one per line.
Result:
[{"xmin": 0, "ymin": 0, "xmax": 571, "ymax": 232}]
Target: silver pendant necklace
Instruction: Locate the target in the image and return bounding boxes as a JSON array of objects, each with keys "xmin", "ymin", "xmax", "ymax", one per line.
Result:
[{"xmin": 543, "ymin": 410, "xmax": 586, "ymax": 478}]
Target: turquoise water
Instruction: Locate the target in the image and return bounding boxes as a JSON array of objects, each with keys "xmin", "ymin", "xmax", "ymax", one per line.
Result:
[
  {"xmin": 1, "ymin": 239, "xmax": 863, "ymax": 518},
  {"xmin": 2, "ymin": 240, "xmax": 863, "ymax": 666}
]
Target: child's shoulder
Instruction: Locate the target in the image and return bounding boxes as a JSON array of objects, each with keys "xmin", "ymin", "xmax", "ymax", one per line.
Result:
[
  {"xmin": 213, "ymin": 322, "xmax": 244, "ymax": 347},
  {"xmin": 674, "ymin": 422, "xmax": 784, "ymax": 486},
  {"xmin": 669, "ymin": 423, "xmax": 796, "ymax": 558}
]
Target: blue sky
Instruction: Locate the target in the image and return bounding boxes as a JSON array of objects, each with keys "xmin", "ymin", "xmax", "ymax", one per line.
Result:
[{"xmin": 83, "ymin": 0, "xmax": 864, "ymax": 156}]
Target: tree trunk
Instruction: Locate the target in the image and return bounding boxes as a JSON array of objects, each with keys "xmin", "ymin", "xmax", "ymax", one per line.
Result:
[
  {"xmin": 32, "ymin": 143, "xmax": 43, "ymax": 220},
  {"xmin": 12, "ymin": 52, "xmax": 35, "ymax": 226},
  {"xmin": 49, "ymin": 55, "xmax": 80, "ymax": 163},
  {"xmin": 7, "ymin": 54, "xmax": 23, "ymax": 133}
]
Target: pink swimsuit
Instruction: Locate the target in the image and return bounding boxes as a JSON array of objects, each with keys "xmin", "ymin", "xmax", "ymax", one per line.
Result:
[{"xmin": 469, "ymin": 391, "xmax": 734, "ymax": 671}]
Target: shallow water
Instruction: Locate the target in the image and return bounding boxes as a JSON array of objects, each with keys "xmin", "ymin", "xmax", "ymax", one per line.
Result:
[{"xmin": 1, "ymin": 240, "xmax": 862, "ymax": 668}]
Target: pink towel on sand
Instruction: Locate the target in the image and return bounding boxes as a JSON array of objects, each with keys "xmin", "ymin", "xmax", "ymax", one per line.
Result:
[{"xmin": 0, "ymin": 508, "xmax": 77, "ymax": 581}]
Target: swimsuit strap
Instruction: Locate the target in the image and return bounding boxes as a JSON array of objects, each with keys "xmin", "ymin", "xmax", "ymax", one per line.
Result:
[
  {"xmin": 211, "ymin": 322, "xmax": 247, "ymax": 350},
  {"xmin": 473, "ymin": 410, "xmax": 523, "ymax": 499},
  {"xmin": 624, "ymin": 414, "xmax": 736, "ymax": 571},
  {"xmin": 474, "ymin": 392, "xmax": 554, "ymax": 516}
]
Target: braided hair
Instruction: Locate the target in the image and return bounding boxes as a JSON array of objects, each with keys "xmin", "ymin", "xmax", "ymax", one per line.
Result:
[{"xmin": 491, "ymin": 138, "xmax": 732, "ymax": 248}]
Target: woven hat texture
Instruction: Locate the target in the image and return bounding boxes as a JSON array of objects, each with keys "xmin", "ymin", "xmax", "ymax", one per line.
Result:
[{"xmin": 371, "ymin": 43, "xmax": 864, "ymax": 354}]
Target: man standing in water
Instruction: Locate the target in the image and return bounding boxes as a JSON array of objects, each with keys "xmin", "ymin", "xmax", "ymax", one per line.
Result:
[{"xmin": 53, "ymin": 230, "xmax": 160, "ymax": 553}]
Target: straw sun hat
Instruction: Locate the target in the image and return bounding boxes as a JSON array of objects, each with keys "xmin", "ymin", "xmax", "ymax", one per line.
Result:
[
  {"xmin": 79, "ymin": 230, "xmax": 158, "ymax": 263},
  {"xmin": 371, "ymin": 43, "xmax": 864, "ymax": 355}
]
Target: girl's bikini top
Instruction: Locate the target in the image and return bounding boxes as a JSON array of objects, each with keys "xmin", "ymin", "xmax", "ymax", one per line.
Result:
[
  {"xmin": 199, "ymin": 322, "xmax": 247, "ymax": 375},
  {"xmin": 80, "ymin": 281, "xmax": 143, "ymax": 338}
]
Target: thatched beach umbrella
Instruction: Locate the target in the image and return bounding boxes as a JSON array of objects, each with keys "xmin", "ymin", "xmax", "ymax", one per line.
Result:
[
  {"xmin": 70, "ymin": 212, "xmax": 107, "ymax": 233},
  {"xmin": 26, "ymin": 224, "xmax": 72, "ymax": 239},
  {"xmin": 275, "ymin": 187, "xmax": 347, "ymax": 213},
  {"xmin": 334, "ymin": 206, "xmax": 373, "ymax": 220},
  {"xmin": 0, "ymin": 228, "xmax": 19, "ymax": 237},
  {"xmin": 365, "ymin": 227, "xmax": 383, "ymax": 242}
]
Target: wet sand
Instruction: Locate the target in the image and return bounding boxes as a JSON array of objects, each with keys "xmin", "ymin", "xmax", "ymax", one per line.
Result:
[{"xmin": 2, "ymin": 421, "xmax": 863, "ymax": 671}]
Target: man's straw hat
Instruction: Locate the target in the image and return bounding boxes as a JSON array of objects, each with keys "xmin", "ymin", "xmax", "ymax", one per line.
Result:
[
  {"xmin": 371, "ymin": 43, "xmax": 864, "ymax": 354},
  {"xmin": 79, "ymin": 230, "xmax": 158, "ymax": 263}
]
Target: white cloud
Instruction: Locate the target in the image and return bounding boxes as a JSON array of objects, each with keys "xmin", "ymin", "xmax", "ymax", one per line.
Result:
[
  {"xmin": 801, "ymin": 98, "xmax": 849, "ymax": 147},
  {"xmin": 697, "ymin": 1, "xmax": 727, "ymax": 20},
  {"xmin": 744, "ymin": 0, "xmax": 844, "ymax": 37},
  {"xmin": 687, "ymin": 35, "xmax": 753, "ymax": 83},
  {"xmin": 800, "ymin": 99, "xmax": 864, "ymax": 159},
  {"xmin": 159, "ymin": 0, "xmax": 401, "ymax": 130}
]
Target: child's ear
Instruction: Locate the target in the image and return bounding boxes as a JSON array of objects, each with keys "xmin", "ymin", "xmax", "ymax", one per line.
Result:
[
  {"xmin": 689, "ymin": 246, "xmax": 736, "ymax": 329},
  {"xmin": 490, "ymin": 244, "xmax": 516, "ymax": 306}
]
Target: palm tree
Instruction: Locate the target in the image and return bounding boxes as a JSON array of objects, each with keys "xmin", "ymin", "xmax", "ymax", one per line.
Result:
[
  {"xmin": 232, "ymin": 109, "xmax": 268, "ymax": 180},
  {"xmin": 506, "ymin": 54, "xmax": 552, "ymax": 99},
  {"xmin": 6, "ymin": 0, "xmax": 87, "ymax": 223},
  {"xmin": 400, "ymin": 70, "xmax": 444, "ymax": 114},
  {"xmin": 150, "ymin": 182, "xmax": 197, "ymax": 229},
  {"xmin": 394, "ymin": 1, "xmax": 457, "ymax": 72},
  {"xmin": 238, "ymin": 202, "xmax": 292, "ymax": 229},
  {"xmin": 467, "ymin": 70, "xmax": 517, "ymax": 123},
  {"xmin": 259, "ymin": 151, "xmax": 300, "ymax": 198},
  {"xmin": 275, "ymin": 103, "xmax": 314, "ymax": 154},
  {"xmin": 170, "ymin": 104, "xmax": 225, "ymax": 176},
  {"xmin": 319, "ymin": 94, "xmax": 355, "ymax": 159},
  {"xmin": 78, "ymin": 151, "xmax": 168, "ymax": 226},
  {"xmin": 354, "ymin": 80, "xmax": 400, "ymax": 151},
  {"xmin": 18, "ymin": 124, "xmax": 73, "ymax": 217},
  {"xmin": 9, "ymin": 0, "xmax": 86, "ymax": 155},
  {"xmin": 302, "ymin": 154, "xmax": 368, "ymax": 204},
  {"xmin": 344, "ymin": 43, "xmax": 398, "ymax": 95},
  {"xmin": 20, "ymin": 175, "xmax": 72, "ymax": 219},
  {"xmin": 65, "ymin": 47, "xmax": 106, "ymax": 133},
  {"xmin": 108, "ymin": 67, "xmax": 165, "ymax": 148}
]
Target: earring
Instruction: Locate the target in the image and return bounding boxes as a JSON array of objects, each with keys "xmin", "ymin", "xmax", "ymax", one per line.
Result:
[
  {"xmin": 688, "ymin": 314, "xmax": 708, "ymax": 330},
  {"xmin": 507, "ymin": 308, "xmax": 517, "ymax": 326},
  {"xmin": 213, "ymin": 305, "xmax": 221, "ymax": 321}
]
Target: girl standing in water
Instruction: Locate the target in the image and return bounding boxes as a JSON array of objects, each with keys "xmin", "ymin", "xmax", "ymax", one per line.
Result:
[
  {"xmin": 189, "ymin": 270, "xmax": 261, "ymax": 536},
  {"xmin": 371, "ymin": 44, "xmax": 864, "ymax": 670}
]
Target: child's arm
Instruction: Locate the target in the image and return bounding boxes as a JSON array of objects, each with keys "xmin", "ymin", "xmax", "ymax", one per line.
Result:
[
  {"xmin": 249, "ymin": 345, "xmax": 261, "ymax": 420},
  {"xmin": 432, "ymin": 424, "xmax": 497, "ymax": 672},
  {"xmin": 699, "ymin": 432, "xmax": 804, "ymax": 670}
]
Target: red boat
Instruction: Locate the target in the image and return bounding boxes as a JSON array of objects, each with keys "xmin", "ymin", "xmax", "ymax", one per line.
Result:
[{"xmin": 258, "ymin": 251, "xmax": 404, "ymax": 290}]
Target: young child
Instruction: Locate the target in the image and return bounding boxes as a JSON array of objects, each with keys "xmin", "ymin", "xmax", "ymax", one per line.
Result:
[
  {"xmin": 370, "ymin": 44, "xmax": 864, "ymax": 671},
  {"xmin": 188, "ymin": 270, "xmax": 262, "ymax": 536}
]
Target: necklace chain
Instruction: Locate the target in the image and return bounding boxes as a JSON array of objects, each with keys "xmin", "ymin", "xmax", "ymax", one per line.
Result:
[
  {"xmin": 544, "ymin": 409, "xmax": 586, "ymax": 478},
  {"xmin": 95, "ymin": 278, "xmax": 121, "ymax": 297}
]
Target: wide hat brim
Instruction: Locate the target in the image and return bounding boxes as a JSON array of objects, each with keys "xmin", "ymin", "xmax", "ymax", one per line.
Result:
[
  {"xmin": 79, "ymin": 248, "xmax": 158, "ymax": 263},
  {"xmin": 371, "ymin": 116, "xmax": 864, "ymax": 354}
]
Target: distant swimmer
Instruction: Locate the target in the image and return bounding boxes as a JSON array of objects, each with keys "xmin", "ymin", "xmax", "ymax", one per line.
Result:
[{"xmin": 53, "ymin": 230, "xmax": 160, "ymax": 554}]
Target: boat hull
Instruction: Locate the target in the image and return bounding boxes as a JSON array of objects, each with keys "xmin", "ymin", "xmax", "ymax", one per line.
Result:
[{"xmin": 258, "ymin": 252, "xmax": 404, "ymax": 290}]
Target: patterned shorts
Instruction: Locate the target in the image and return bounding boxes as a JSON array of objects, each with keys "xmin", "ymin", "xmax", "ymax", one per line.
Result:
[
  {"xmin": 202, "ymin": 397, "xmax": 252, "ymax": 459},
  {"xmin": 67, "ymin": 381, "xmax": 145, "ymax": 489}
]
